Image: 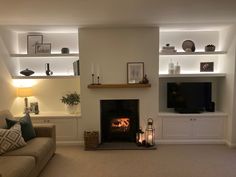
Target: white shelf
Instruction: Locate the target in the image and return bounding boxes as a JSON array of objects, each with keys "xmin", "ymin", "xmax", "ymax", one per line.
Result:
[
  {"xmin": 159, "ymin": 51, "xmax": 227, "ymax": 56},
  {"xmin": 159, "ymin": 73, "xmax": 226, "ymax": 78},
  {"xmin": 158, "ymin": 111, "xmax": 227, "ymax": 117},
  {"xmin": 15, "ymin": 112, "xmax": 81, "ymax": 119},
  {"xmin": 12, "ymin": 75, "xmax": 79, "ymax": 79},
  {"xmin": 10, "ymin": 53, "xmax": 79, "ymax": 58}
]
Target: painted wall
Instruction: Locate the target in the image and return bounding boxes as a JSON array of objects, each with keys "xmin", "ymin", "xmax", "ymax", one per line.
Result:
[
  {"xmin": 218, "ymin": 26, "xmax": 236, "ymax": 146},
  {"xmin": 79, "ymin": 27, "xmax": 159, "ymax": 140},
  {"xmin": 0, "ymin": 36, "xmax": 15, "ymax": 110}
]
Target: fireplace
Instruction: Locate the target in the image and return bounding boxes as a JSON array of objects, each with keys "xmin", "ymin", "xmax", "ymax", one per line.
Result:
[{"xmin": 100, "ymin": 99, "xmax": 139, "ymax": 143}]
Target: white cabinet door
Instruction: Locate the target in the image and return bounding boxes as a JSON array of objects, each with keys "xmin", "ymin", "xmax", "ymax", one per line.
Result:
[
  {"xmin": 32, "ymin": 117, "xmax": 78, "ymax": 141},
  {"xmin": 48, "ymin": 118, "xmax": 78, "ymax": 141},
  {"xmin": 162, "ymin": 117, "xmax": 193, "ymax": 139},
  {"xmin": 193, "ymin": 117, "xmax": 225, "ymax": 139}
]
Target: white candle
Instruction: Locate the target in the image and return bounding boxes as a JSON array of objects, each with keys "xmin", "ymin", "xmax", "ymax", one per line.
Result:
[
  {"xmin": 148, "ymin": 134, "xmax": 152, "ymax": 143},
  {"xmin": 91, "ymin": 63, "xmax": 94, "ymax": 75},
  {"xmin": 97, "ymin": 65, "xmax": 100, "ymax": 77}
]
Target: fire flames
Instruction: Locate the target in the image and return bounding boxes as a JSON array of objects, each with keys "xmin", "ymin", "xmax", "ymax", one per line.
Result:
[{"xmin": 111, "ymin": 118, "xmax": 130, "ymax": 132}]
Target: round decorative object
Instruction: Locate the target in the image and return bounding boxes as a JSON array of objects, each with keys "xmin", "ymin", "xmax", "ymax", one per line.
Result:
[
  {"xmin": 182, "ymin": 40, "xmax": 195, "ymax": 52},
  {"xmin": 61, "ymin": 47, "xmax": 70, "ymax": 54},
  {"xmin": 20, "ymin": 68, "xmax": 34, "ymax": 76},
  {"xmin": 205, "ymin": 44, "xmax": 215, "ymax": 52}
]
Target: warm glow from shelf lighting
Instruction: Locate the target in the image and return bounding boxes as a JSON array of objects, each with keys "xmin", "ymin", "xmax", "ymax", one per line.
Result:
[{"xmin": 12, "ymin": 79, "xmax": 37, "ymax": 87}]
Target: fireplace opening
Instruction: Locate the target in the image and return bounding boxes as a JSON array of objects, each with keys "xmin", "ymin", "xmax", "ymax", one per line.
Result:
[{"xmin": 100, "ymin": 99, "xmax": 139, "ymax": 143}]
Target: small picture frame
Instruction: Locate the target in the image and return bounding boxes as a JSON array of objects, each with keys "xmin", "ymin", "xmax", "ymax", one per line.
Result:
[
  {"xmin": 127, "ymin": 62, "xmax": 144, "ymax": 84},
  {"xmin": 35, "ymin": 43, "xmax": 51, "ymax": 54},
  {"xmin": 200, "ymin": 62, "xmax": 214, "ymax": 72},
  {"xmin": 27, "ymin": 35, "xmax": 43, "ymax": 54},
  {"xmin": 30, "ymin": 102, "xmax": 39, "ymax": 114}
]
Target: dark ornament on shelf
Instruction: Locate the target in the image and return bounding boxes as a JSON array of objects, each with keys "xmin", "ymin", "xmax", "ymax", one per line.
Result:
[
  {"xmin": 61, "ymin": 47, "xmax": 70, "ymax": 54},
  {"xmin": 45, "ymin": 63, "xmax": 53, "ymax": 76},
  {"xmin": 139, "ymin": 74, "xmax": 149, "ymax": 84},
  {"xmin": 182, "ymin": 40, "xmax": 195, "ymax": 52},
  {"xmin": 20, "ymin": 68, "xmax": 34, "ymax": 76},
  {"xmin": 205, "ymin": 44, "xmax": 215, "ymax": 52}
]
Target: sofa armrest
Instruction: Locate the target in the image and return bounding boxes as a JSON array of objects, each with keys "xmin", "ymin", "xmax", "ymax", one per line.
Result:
[{"xmin": 33, "ymin": 124, "xmax": 56, "ymax": 139}]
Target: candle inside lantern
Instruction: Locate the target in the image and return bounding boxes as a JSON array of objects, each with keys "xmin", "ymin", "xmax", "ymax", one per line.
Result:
[{"xmin": 147, "ymin": 134, "xmax": 152, "ymax": 143}]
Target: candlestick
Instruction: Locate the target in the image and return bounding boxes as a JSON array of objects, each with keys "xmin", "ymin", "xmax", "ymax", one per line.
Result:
[
  {"xmin": 91, "ymin": 63, "xmax": 94, "ymax": 75},
  {"xmin": 97, "ymin": 65, "xmax": 100, "ymax": 77},
  {"xmin": 97, "ymin": 76, "xmax": 101, "ymax": 85},
  {"xmin": 92, "ymin": 74, "xmax": 95, "ymax": 85}
]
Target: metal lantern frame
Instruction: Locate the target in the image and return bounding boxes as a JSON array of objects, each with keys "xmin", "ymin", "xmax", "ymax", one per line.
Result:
[
  {"xmin": 136, "ymin": 128, "xmax": 145, "ymax": 146},
  {"xmin": 145, "ymin": 118, "xmax": 155, "ymax": 146}
]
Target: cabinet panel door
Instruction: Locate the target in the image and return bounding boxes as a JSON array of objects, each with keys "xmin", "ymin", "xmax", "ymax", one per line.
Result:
[
  {"xmin": 162, "ymin": 118, "xmax": 193, "ymax": 139},
  {"xmin": 193, "ymin": 117, "xmax": 224, "ymax": 138},
  {"xmin": 49, "ymin": 118, "xmax": 78, "ymax": 141}
]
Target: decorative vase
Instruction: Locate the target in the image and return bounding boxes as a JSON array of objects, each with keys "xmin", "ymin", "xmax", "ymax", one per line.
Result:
[
  {"xmin": 20, "ymin": 68, "xmax": 34, "ymax": 76},
  {"xmin": 45, "ymin": 63, "xmax": 53, "ymax": 76},
  {"xmin": 65, "ymin": 104, "xmax": 78, "ymax": 114}
]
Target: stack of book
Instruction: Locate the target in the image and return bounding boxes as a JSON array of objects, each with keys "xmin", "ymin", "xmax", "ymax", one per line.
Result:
[{"xmin": 161, "ymin": 44, "xmax": 177, "ymax": 53}]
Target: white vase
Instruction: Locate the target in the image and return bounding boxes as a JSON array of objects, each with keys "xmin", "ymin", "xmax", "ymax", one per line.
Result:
[{"xmin": 65, "ymin": 104, "xmax": 79, "ymax": 114}]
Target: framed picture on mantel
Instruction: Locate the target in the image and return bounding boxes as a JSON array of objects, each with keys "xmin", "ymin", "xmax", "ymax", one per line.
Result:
[{"xmin": 127, "ymin": 62, "xmax": 144, "ymax": 84}]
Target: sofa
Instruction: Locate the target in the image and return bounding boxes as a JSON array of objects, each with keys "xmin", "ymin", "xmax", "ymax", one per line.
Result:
[{"xmin": 0, "ymin": 110, "xmax": 56, "ymax": 177}]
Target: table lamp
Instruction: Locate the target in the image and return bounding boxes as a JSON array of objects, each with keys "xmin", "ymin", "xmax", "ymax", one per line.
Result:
[{"xmin": 17, "ymin": 87, "xmax": 33, "ymax": 114}]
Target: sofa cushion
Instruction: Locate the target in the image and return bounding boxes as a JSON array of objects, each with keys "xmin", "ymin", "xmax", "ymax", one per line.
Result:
[
  {"xmin": 0, "ymin": 156, "xmax": 35, "ymax": 177},
  {"xmin": 0, "ymin": 110, "xmax": 13, "ymax": 128},
  {"xmin": 3, "ymin": 137, "xmax": 54, "ymax": 164},
  {"xmin": 0, "ymin": 123, "xmax": 26, "ymax": 155},
  {"xmin": 6, "ymin": 113, "xmax": 36, "ymax": 141}
]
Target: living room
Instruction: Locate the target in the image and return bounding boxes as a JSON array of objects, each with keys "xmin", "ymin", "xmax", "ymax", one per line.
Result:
[{"xmin": 1, "ymin": 1, "xmax": 236, "ymax": 177}]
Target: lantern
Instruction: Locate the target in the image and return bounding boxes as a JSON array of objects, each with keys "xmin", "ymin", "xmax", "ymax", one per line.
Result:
[
  {"xmin": 136, "ymin": 128, "xmax": 145, "ymax": 146},
  {"xmin": 145, "ymin": 118, "xmax": 155, "ymax": 146}
]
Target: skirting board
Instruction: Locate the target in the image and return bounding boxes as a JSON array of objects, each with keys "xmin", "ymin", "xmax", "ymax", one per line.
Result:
[
  {"xmin": 157, "ymin": 139, "xmax": 226, "ymax": 145},
  {"xmin": 225, "ymin": 140, "xmax": 236, "ymax": 148},
  {"xmin": 56, "ymin": 141, "xmax": 83, "ymax": 146}
]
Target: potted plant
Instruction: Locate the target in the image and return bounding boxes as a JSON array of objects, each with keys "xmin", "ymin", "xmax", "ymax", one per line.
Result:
[{"xmin": 61, "ymin": 92, "xmax": 80, "ymax": 114}]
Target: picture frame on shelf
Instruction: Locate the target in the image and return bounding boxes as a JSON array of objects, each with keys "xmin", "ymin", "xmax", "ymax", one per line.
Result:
[
  {"xmin": 27, "ymin": 35, "xmax": 43, "ymax": 54},
  {"xmin": 127, "ymin": 62, "xmax": 144, "ymax": 84},
  {"xmin": 35, "ymin": 43, "xmax": 51, "ymax": 54},
  {"xmin": 200, "ymin": 62, "xmax": 214, "ymax": 72}
]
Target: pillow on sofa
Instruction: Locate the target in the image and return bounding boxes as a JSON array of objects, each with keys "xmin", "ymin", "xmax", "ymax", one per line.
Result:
[
  {"xmin": 0, "ymin": 123, "xmax": 26, "ymax": 155},
  {"xmin": 6, "ymin": 114, "xmax": 36, "ymax": 141}
]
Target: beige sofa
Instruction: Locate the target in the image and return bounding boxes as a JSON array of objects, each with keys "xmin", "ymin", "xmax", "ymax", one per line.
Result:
[{"xmin": 0, "ymin": 110, "xmax": 56, "ymax": 177}]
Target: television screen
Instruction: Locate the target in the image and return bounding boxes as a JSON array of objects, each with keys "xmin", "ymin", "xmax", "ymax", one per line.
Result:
[{"xmin": 167, "ymin": 82, "xmax": 212, "ymax": 113}]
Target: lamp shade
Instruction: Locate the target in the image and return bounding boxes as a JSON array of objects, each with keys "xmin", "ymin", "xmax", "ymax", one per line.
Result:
[{"xmin": 17, "ymin": 87, "xmax": 33, "ymax": 97}]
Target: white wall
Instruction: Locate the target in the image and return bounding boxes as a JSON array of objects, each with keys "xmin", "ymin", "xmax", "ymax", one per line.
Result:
[
  {"xmin": 79, "ymin": 27, "xmax": 159, "ymax": 140},
  {"xmin": 218, "ymin": 26, "xmax": 236, "ymax": 146},
  {"xmin": 0, "ymin": 36, "xmax": 15, "ymax": 110}
]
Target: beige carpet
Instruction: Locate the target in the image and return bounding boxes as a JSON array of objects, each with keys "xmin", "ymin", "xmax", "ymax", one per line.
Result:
[{"xmin": 39, "ymin": 144, "xmax": 236, "ymax": 177}]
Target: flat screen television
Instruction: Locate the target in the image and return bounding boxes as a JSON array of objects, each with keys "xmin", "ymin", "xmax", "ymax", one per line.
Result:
[{"xmin": 167, "ymin": 82, "xmax": 212, "ymax": 113}]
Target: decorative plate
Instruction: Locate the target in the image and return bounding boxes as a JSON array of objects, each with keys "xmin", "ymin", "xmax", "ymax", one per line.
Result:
[{"xmin": 182, "ymin": 40, "xmax": 195, "ymax": 52}]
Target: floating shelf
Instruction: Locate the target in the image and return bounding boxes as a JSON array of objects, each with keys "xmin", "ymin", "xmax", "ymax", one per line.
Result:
[
  {"xmin": 10, "ymin": 53, "xmax": 79, "ymax": 58},
  {"xmin": 87, "ymin": 83, "xmax": 151, "ymax": 88},
  {"xmin": 12, "ymin": 75, "xmax": 79, "ymax": 79},
  {"xmin": 160, "ymin": 51, "xmax": 227, "ymax": 56},
  {"xmin": 159, "ymin": 73, "xmax": 226, "ymax": 78}
]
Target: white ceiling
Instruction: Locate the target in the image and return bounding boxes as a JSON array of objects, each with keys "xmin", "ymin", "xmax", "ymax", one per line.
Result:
[{"xmin": 1, "ymin": 0, "xmax": 236, "ymax": 30}]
